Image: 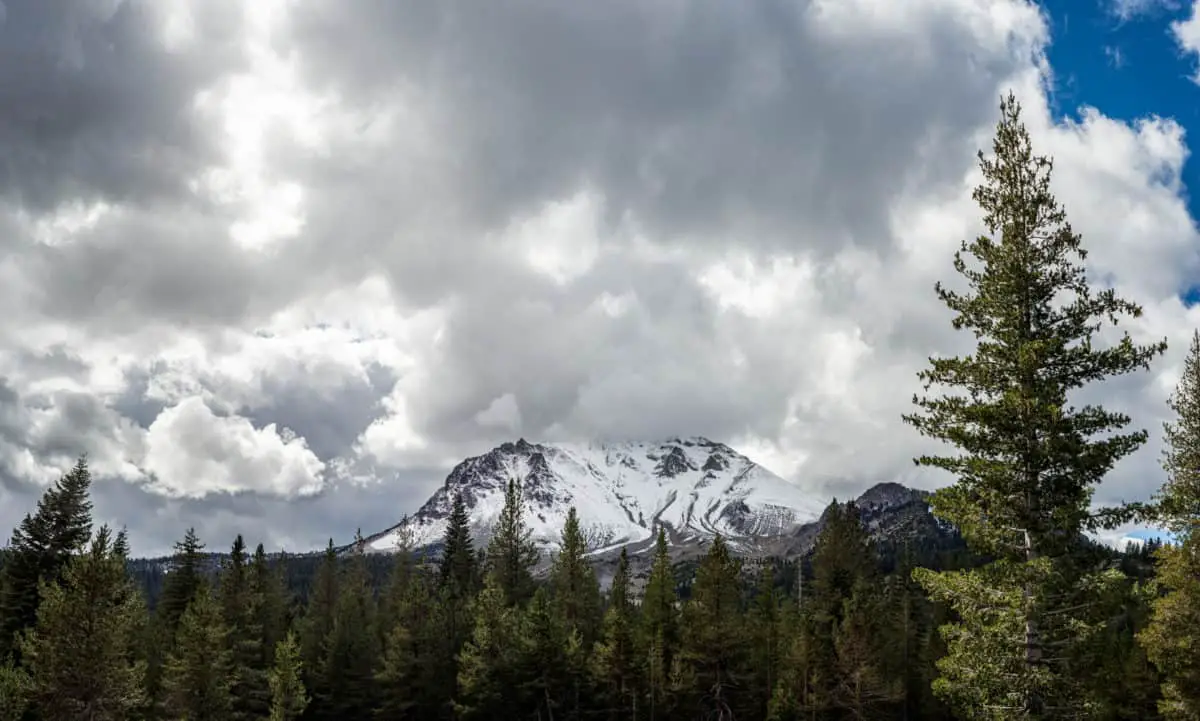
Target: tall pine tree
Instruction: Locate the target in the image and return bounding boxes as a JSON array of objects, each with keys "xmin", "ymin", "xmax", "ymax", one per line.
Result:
[
  {"xmin": 905, "ymin": 92, "xmax": 1166, "ymax": 718},
  {"xmin": 218, "ymin": 534, "xmax": 270, "ymax": 720},
  {"xmin": 485, "ymin": 479, "xmax": 539, "ymax": 607},
  {"xmin": 0, "ymin": 455, "xmax": 93, "ymax": 661},
  {"xmin": 161, "ymin": 583, "xmax": 233, "ymax": 721},
  {"xmin": 19, "ymin": 525, "xmax": 145, "ymax": 721},
  {"xmin": 1141, "ymin": 330, "xmax": 1200, "ymax": 718},
  {"xmin": 268, "ymin": 631, "xmax": 308, "ymax": 721}
]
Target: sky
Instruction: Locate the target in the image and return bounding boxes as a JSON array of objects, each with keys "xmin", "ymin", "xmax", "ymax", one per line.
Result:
[{"xmin": 0, "ymin": 0, "xmax": 1198, "ymax": 557}]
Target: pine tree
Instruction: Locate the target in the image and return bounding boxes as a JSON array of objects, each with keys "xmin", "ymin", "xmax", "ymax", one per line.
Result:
[
  {"xmin": 251, "ymin": 543, "xmax": 289, "ymax": 673},
  {"xmin": 904, "ymin": 92, "xmax": 1165, "ymax": 718},
  {"xmin": 550, "ymin": 507, "xmax": 603, "ymax": 647},
  {"xmin": 0, "ymin": 455, "xmax": 93, "ymax": 661},
  {"xmin": 268, "ymin": 631, "xmax": 308, "ymax": 721},
  {"xmin": 0, "ymin": 659, "xmax": 29, "ymax": 721},
  {"xmin": 640, "ymin": 528, "xmax": 678, "ymax": 720},
  {"xmin": 161, "ymin": 583, "xmax": 233, "ymax": 721},
  {"xmin": 18, "ymin": 525, "xmax": 145, "ymax": 721},
  {"xmin": 677, "ymin": 535, "xmax": 745, "ymax": 719},
  {"xmin": 455, "ymin": 574, "xmax": 524, "ymax": 720},
  {"xmin": 219, "ymin": 534, "xmax": 270, "ymax": 720},
  {"xmin": 1141, "ymin": 330, "xmax": 1200, "ymax": 718},
  {"xmin": 319, "ymin": 531, "xmax": 380, "ymax": 719},
  {"xmin": 749, "ymin": 562, "xmax": 784, "ymax": 720},
  {"xmin": 485, "ymin": 479, "xmax": 539, "ymax": 607},
  {"xmin": 376, "ymin": 560, "xmax": 445, "ymax": 719},
  {"xmin": 146, "ymin": 526, "xmax": 208, "ymax": 714},
  {"xmin": 518, "ymin": 586, "xmax": 577, "ymax": 719},
  {"xmin": 593, "ymin": 548, "xmax": 641, "ymax": 721},
  {"xmin": 440, "ymin": 494, "xmax": 478, "ymax": 602},
  {"xmin": 299, "ymin": 539, "xmax": 338, "ymax": 718}
]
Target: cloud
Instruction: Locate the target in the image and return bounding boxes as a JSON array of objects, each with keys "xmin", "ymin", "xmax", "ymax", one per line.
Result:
[
  {"xmin": 0, "ymin": 0, "xmax": 1196, "ymax": 555},
  {"xmin": 1174, "ymin": 1, "xmax": 1200, "ymax": 82},
  {"xmin": 1107, "ymin": 0, "xmax": 1181, "ymax": 23}
]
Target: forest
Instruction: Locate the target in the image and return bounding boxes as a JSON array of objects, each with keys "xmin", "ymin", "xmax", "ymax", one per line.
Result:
[{"xmin": 4, "ymin": 95, "xmax": 1200, "ymax": 721}]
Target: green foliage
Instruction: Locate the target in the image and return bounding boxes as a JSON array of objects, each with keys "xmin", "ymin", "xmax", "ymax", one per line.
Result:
[
  {"xmin": 18, "ymin": 525, "xmax": 145, "ymax": 721},
  {"xmin": 549, "ymin": 506, "xmax": 603, "ymax": 648},
  {"xmin": 0, "ymin": 658, "xmax": 29, "ymax": 721},
  {"xmin": 268, "ymin": 631, "xmax": 309, "ymax": 721},
  {"xmin": 161, "ymin": 583, "xmax": 233, "ymax": 721},
  {"xmin": 484, "ymin": 479, "xmax": 539, "ymax": 607},
  {"xmin": 904, "ymin": 92, "xmax": 1166, "ymax": 718},
  {"xmin": 455, "ymin": 574, "xmax": 523, "ymax": 720},
  {"xmin": 219, "ymin": 534, "xmax": 271, "ymax": 720},
  {"xmin": 0, "ymin": 455, "xmax": 93, "ymax": 662},
  {"xmin": 439, "ymin": 494, "xmax": 478, "ymax": 602},
  {"xmin": 318, "ymin": 533, "xmax": 380, "ymax": 719}
]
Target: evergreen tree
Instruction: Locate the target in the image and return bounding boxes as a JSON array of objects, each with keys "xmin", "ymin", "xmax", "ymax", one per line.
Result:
[
  {"xmin": 269, "ymin": 631, "xmax": 309, "ymax": 721},
  {"xmin": 593, "ymin": 548, "xmax": 641, "ymax": 721},
  {"xmin": 0, "ymin": 455, "xmax": 93, "ymax": 661},
  {"xmin": 485, "ymin": 479, "xmax": 539, "ymax": 607},
  {"xmin": 550, "ymin": 507, "xmax": 603, "ymax": 648},
  {"xmin": 455, "ymin": 573, "xmax": 524, "ymax": 720},
  {"xmin": 319, "ymin": 531, "xmax": 380, "ymax": 719},
  {"xmin": 146, "ymin": 526, "xmax": 208, "ymax": 715},
  {"xmin": 640, "ymin": 527, "xmax": 679, "ymax": 720},
  {"xmin": 1142, "ymin": 330, "xmax": 1200, "ymax": 718},
  {"xmin": 376, "ymin": 560, "xmax": 447, "ymax": 719},
  {"xmin": 0, "ymin": 659, "xmax": 29, "ymax": 721},
  {"xmin": 219, "ymin": 534, "xmax": 270, "ymax": 720},
  {"xmin": 161, "ymin": 583, "xmax": 233, "ymax": 721},
  {"xmin": 518, "ymin": 586, "xmax": 582, "ymax": 720},
  {"xmin": 439, "ymin": 495, "xmax": 477, "ymax": 601},
  {"xmin": 677, "ymin": 535, "xmax": 746, "ymax": 719},
  {"xmin": 251, "ymin": 543, "xmax": 289, "ymax": 673},
  {"xmin": 299, "ymin": 539, "xmax": 338, "ymax": 717},
  {"xmin": 18, "ymin": 525, "xmax": 145, "ymax": 721},
  {"xmin": 904, "ymin": 92, "xmax": 1165, "ymax": 718},
  {"xmin": 748, "ymin": 562, "xmax": 784, "ymax": 721}
]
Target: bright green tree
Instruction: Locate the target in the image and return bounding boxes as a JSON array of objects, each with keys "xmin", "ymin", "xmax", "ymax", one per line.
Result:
[
  {"xmin": 455, "ymin": 573, "xmax": 524, "ymax": 720},
  {"xmin": 19, "ymin": 525, "xmax": 145, "ymax": 721},
  {"xmin": 268, "ymin": 631, "xmax": 308, "ymax": 721},
  {"xmin": 0, "ymin": 659, "xmax": 29, "ymax": 721},
  {"xmin": 905, "ymin": 92, "xmax": 1166, "ymax": 718},
  {"xmin": 1142, "ymin": 331, "xmax": 1200, "ymax": 718}
]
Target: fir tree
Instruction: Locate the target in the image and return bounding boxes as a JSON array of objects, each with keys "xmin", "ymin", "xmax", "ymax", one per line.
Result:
[
  {"xmin": 376, "ymin": 560, "xmax": 444, "ymax": 719},
  {"xmin": 1142, "ymin": 330, "xmax": 1200, "ymax": 718},
  {"xmin": 0, "ymin": 455, "xmax": 93, "ymax": 661},
  {"xmin": 18, "ymin": 525, "xmax": 145, "ymax": 721},
  {"xmin": 640, "ymin": 527, "xmax": 679, "ymax": 720},
  {"xmin": 592, "ymin": 548, "xmax": 641, "ymax": 721},
  {"xmin": 550, "ymin": 507, "xmax": 603, "ymax": 647},
  {"xmin": 904, "ymin": 92, "xmax": 1165, "ymax": 718},
  {"xmin": 677, "ymin": 535, "xmax": 746, "ymax": 719},
  {"xmin": 268, "ymin": 631, "xmax": 308, "ymax": 721},
  {"xmin": 145, "ymin": 526, "xmax": 207, "ymax": 714},
  {"xmin": 485, "ymin": 479, "xmax": 539, "ymax": 607},
  {"xmin": 749, "ymin": 562, "xmax": 784, "ymax": 721},
  {"xmin": 299, "ymin": 539, "xmax": 338, "ymax": 718},
  {"xmin": 0, "ymin": 658, "xmax": 29, "ymax": 721},
  {"xmin": 219, "ymin": 534, "xmax": 270, "ymax": 720},
  {"xmin": 455, "ymin": 573, "xmax": 524, "ymax": 720},
  {"xmin": 251, "ymin": 542, "xmax": 289, "ymax": 673},
  {"xmin": 439, "ymin": 495, "xmax": 477, "ymax": 601},
  {"xmin": 161, "ymin": 583, "xmax": 233, "ymax": 721},
  {"xmin": 319, "ymin": 530, "xmax": 380, "ymax": 719}
]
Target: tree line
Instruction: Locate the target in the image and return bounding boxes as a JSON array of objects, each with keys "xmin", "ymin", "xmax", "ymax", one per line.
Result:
[{"xmin": 3, "ymin": 93, "xmax": 1200, "ymax": 719}]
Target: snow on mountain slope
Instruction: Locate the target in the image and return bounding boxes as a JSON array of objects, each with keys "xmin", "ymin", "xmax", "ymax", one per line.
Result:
[{"xmin": 364, "ymin": 437, "xmax": 829, "ymax": 554}]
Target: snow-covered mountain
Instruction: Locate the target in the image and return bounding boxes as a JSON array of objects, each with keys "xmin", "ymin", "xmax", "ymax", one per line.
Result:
[{"xmin": 361, "ymin": 437, "xmax": 832, "ymax": 556}]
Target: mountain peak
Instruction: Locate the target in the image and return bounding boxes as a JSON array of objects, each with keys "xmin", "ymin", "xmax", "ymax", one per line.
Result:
[{"xmin": 364, "ymin": 437, "xmax": 829, "ymax": 554}]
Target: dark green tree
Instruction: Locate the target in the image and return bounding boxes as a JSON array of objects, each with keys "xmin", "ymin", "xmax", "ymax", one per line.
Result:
[
  {"xmin": 904, "ymin": 92, "xmax": 1166, "ymax": 718},
  {"xmin": 19, "ymin": 525, "xmax": 145, "ymax": 721},
  {"xmin": 219, "ymin": 534, "xmax": 270, "ymax": 720},
  {"xmin": 550, "ymin": 507, "xmax": 603, "ymax": 648},
  {"xmin": 677, "ymin": 535, "xmax": 746, "ymax": 719},
  {"xmin": 161, "ymin": 583, "xmax": 233, "ymax": 721},
  {"xmin": 319, "ymin": 532, "xmax": 380, "ymax": 719},
  {"xmin": 485, "ymin": 479, "xmax": 539, "ymax": 607},
  {"xmin": 439, "ymin": 495, "xmax": 477, "ymax": 601},
  {"xmin": 299, "ymin": 539, "xmax": 338, "ymax": 717},
  {"xmin": 0, "ymin": 658, "xmax": 29, "ymax": 721},
  {"xmin": 640, "ymin": 527, "xmax": 679, "ymax": 720},
  {"xmin": 0, "ymin": 455, "xmax": 93, "ymax": 661},
  {"xmin": 592, "ymin": 548, "xmax": 641, "ymax": 721},
  {"xmin": 252, "ymin": 543, "xmax": 289, "ymax": 670},
  {"xmin": 455, "ymin": 573, "xmax": 524, "ymax": 720}
]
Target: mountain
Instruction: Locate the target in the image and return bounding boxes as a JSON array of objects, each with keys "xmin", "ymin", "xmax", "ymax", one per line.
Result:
[{"xmin": 358, "ymin": 437, "xmax": 919, "ymax": 560}]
